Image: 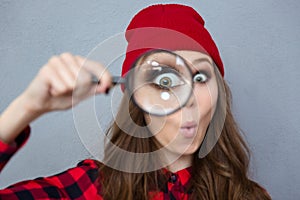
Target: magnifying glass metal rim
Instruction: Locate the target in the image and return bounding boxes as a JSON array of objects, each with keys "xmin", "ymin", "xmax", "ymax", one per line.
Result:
[{"xmin": 92, "ymin": 49, "xmax": 195, "ymax": 116}]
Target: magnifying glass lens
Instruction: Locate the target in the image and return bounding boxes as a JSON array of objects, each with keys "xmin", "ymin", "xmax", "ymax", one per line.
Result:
[{"xmin": 128, "ymin": 50, "xmax": 193, "ymax": 116}]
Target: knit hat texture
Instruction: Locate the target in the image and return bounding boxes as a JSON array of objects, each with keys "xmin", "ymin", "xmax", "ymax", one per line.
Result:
[{"xmin": 121, "ymin": 4, "xmax": 224, "ymax": 77}]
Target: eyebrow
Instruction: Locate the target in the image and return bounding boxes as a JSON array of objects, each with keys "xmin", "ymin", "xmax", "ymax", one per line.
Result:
[{"xmin": 192, "ymin": 58, "xmax": 213, "ymax": 66}]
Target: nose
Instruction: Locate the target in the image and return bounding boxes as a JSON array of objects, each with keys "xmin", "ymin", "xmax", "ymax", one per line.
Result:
[{"xmin": 184, "ymin": 91, "xmax": 196, "ymax": 108}]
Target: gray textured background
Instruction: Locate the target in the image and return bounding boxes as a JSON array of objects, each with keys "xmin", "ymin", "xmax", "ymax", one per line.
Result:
[{"xmin": 0, "ymin": 0, "xmax": 299, "ymax": 199}]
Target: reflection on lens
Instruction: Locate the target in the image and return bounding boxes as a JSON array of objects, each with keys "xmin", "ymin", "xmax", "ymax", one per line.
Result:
[
  {"xmin": 160, "ymin": 91, "xmax": 170, "ymax": 101},
  {"xmin": 128, "ymin": 50, "xmax": 193, "ymax": 116}
]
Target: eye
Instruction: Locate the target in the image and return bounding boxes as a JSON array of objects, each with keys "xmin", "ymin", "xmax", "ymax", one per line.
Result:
[
  {"xmin": 153, "ymin": 73, "xmax": 184, "ymax": 89},
  {"xmin": 193, "ymin": 71, "xmax": 209, "ymax": 83}
]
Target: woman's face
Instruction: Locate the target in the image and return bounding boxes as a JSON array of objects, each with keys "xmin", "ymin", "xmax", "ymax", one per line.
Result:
[{"xmin": 144, "ymin": 50, "xmax": 218, "ymax": 157}]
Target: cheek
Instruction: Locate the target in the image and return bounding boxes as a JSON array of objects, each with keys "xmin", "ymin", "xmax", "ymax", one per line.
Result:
[
  {"xmin": 144, "ymin": 81, "xmax": 218, "ymax": 153},
  {"xmin": 195, "ymin": 82, "xmax": 218, "ymax": 121},
  {"xmin": 145, "ymin": 114, "xmax": 179, "ymax": 146}
]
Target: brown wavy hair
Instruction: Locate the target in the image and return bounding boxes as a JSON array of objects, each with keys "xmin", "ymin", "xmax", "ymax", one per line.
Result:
[{"xmin": 96, "ymin": 65, "xmax": 271, "ymax": 199}]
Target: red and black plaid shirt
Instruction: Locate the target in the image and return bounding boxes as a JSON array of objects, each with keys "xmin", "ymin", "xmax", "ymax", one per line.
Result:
[{"xmin": 0, "ymin": 127, "xmax": 192, "ymax": 199}]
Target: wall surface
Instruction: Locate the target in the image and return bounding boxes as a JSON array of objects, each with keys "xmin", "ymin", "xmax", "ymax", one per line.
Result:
[{"xmin": 0, "ymin": 0, "xmax": 299, "ymax": 199}]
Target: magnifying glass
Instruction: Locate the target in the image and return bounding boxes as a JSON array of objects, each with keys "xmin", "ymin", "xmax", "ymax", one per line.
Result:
[{"xmin": 92, "ymin": 49, "xmax": 194, "ymax": 116}]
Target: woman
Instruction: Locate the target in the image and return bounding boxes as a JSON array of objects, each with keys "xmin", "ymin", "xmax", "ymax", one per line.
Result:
[{"xmin": 0, "ymin": 4, "xmax": 271, "ymax": 200}]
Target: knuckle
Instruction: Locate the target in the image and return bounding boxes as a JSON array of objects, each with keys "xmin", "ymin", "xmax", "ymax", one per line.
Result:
[
  {"xmin": 75, "ymin": 55, "xmax": 83, "ymax": 60},
  {"xmin": 39, "ymin": 65, "xmax": 50, "ymax": 75},
  {"xmin": 60, "ymin": 52, "xmax": 73, "ymax": 60},
  {"xmin": 49, "ymin": 56, "xmax": 60, "ymax": 65},
  {"xmin": 96, "ymin": 61, "xmax": 105, "ymax": 69},
  {"xmin": 102, "ymin": 71, "xmax": 111, "ymax": 82},
  {"xmin": 65, "ymin": 85, "xmax": 74, "ymax": 93},
  {"xmin": 49, "ymin": 55, "xmax": 59, "ymax": 62},
  {"xmin": 58, "ymin": 85, "xmax": 71, "ymax": 94}
]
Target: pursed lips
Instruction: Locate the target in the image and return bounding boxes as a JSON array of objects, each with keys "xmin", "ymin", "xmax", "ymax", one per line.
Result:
[{"xmin": 179, "ymin": 121, "xmax": 198, "ymax": 138}]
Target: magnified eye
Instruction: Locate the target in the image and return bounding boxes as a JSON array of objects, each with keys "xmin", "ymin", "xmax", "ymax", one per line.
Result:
[
  {"xmin": 154, "ymin": 73, "xmax": 184, "ymax": 89},
  {"xmin": 193, "ymin": 71, "xmax": 209, "ymax": 83}
]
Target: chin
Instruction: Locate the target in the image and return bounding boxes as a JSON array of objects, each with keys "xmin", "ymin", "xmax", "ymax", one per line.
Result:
[
  {"xmin": 183, "ymin": 147, "xmax": 199, "ymax": 155},
  {"xmin": 173, "ymin": 144, "xmax": 201, "ymax": 156}
]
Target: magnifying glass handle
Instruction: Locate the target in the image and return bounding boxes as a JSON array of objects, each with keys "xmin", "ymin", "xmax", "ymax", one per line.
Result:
[
  {"xmin": 111, "ymin": 76, "xmax": 126, "ymax": 85},
  {"xmin": 91, "ymin": 74, "xmax": 125, "ymax": 86}
]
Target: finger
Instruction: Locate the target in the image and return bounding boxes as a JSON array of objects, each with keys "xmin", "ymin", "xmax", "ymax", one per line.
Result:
[
  {"xmin": 48, "ymin": 55, "xmax": 76, "ymax": 90},
  {"xmin": 75, "ymin": 55, "xmax": 112, "ymax": 94},
  {"xmin": 72, "ymin": 58, "xmax": 95, "ymax": 88},
  {"xmin": 59, "ymin": 52, "xmax": 80, "ymax": 80},
  {"xmin": 40, "ymin": 63, "xmax": 69, "ymax": 96},
  {"xmin": 96, "ymin": 68, "xmax": 112, "ymax": 94}
]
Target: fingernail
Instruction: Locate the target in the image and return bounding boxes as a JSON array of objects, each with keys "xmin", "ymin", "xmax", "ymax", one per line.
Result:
[{"xmin": 105, "ymin": 88, "xmax": 110, "ymax": 95}]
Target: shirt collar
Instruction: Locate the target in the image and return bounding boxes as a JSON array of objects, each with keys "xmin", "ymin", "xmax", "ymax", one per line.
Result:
[{"xmin": 163, "ymin": 166, "xmax": 192, "ymax": 186}]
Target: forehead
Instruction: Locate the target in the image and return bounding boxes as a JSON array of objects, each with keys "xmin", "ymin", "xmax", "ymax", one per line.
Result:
[
  {"xmin": 174, "ymin": 50, "xmax": 213, "ymax": 64},
  {"xmin": 137, "ymin": 50, "xmax": 215, "ymax": 73}
]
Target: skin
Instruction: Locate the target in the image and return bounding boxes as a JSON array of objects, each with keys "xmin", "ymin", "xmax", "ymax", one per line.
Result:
[
  {"xmin": 144, "ymin": 50, "xmax": 218, "ymax": 172},
  {"xmin": 0, "ymin": 50, "xmax": 217, "ymax": 174},
  {"xmin": 0, "ymin": 53, "xmax": 111, "ymax": 144}
]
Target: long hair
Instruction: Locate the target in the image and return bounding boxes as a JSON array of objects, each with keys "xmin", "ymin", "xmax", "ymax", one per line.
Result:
[{"xmin": 96, "ymin": 65, "xmax": 271, "ymax": 199}]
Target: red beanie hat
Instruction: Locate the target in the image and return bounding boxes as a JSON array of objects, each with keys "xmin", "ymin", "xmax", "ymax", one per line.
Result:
[{"xmin": 121, "ymin": 4, "xmax": 224, "ymax": 77}]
